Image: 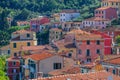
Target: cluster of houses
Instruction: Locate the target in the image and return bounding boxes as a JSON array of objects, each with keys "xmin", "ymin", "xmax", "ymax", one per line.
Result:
[{"xmin": 1, "ymin": 0, "xmax": 120, "ymax": 80}]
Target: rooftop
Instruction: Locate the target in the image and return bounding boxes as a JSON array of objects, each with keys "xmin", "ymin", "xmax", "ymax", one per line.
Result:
[
  {"xmin": 23, "ymin": 52, "xmax": 54, "ymax": 61},
  {"xmin": 84, "ymin": 17, "xmax": 110, "ymax": 21},
  {"xmin": 50, "ymin": 28, "xmax": 62, "ymax": 32},
  {"xmin": 22, "ymin": 46, "xmax": 46, "ymax": 51},
  {"xmin": 33, "ymin": 70, "xmax": 120, "ymax": 80},
  {"xmin": 13, "ymin": 30, "xmax": 34, "ymax": 34},
  {"xmin": 60, "ymin": 9, "xmax": 79, "ymax": 13},
  {"xmin": 95, "ymin": 7, "xmax": 113, "ymax": 10}
]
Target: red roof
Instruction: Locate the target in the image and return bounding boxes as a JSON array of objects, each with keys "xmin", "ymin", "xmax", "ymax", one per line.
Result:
[
  {"xmin": 35, "ymin": 71, "xmax": 120, "ymax": 80},
  {"xmin": 95, "ymin": 7, "xmax": 113, "ymax": 11},
  {"xmin": 104, "ymin": 57, "xmax": 120, "ymax": 65},
  {"xmin": 24, "ymin": 52, "xmax": 54, "ymax": 61},
  {"xmin": 85, "ymin": 17, "xmax": 110, "ymax": 21},
  {"xmin": 13, "ymin": 30, "xmax": 33, "ymax": 34}
]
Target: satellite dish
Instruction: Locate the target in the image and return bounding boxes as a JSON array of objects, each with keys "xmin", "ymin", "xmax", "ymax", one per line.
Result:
[{"xmin": 107, "ymin": 76, "xmax": 113, "ymax": 80}]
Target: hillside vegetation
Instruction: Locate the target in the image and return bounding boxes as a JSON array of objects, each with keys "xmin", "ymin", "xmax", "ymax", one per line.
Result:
[{"xmin": 0, "ymin": 0, "xmax": 100, "ymax": 47}]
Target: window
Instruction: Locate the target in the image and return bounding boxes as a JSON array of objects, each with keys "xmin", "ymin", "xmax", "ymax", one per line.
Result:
[
  {"xmin": 113, "ymin": 69, "xmax": 116, "ymax": 74},
  {"xmin": 12, "ymin": 69, "xmax": 17, "ymax": 73},
  {"xmin": 53, "ymin": 63, "xmax": 61, "ymax": 69},
  {"xmin": 12, "ymin": 62, "xmax": 16, "ymax": 66},
  {"xmin": 96, "ymin": 49, "xmax": 100, "ymax": 54},
  {"xmin": 87, "ymin": 58, "xmax": 91, "ymax": 62},
  {"xmin": 106, "ymin": 68, "xmax": 109, "ymax": 72},
  {"xmin": 27, "ymin": 33, "xmax": 30, "ymax": 38},
  {"xmin": 78, "ymin": 49, "xmax": 82, "ymax": 54},
  {"xmin": 86, "ymin": 49, "xmax": 90, "ymax": 56},
  {"xmin": 13, "ymin": 43, "xmax": 17, "ymax": 48},
  {"xmin": 27, "ymin": 42, "xmax": 31, "ymax": 46},
  {"xmin": 96, "ymin": 40, "xmax": 100, "ymax": 45},
  {"xmin": 14, "ymin": 53, "xmax": 17, "ymax": 57},
  {"xmin": 8, "ymin": 50, "xmax": 10, "ymax": 54},
  {"xmin": 87, "ymin": 40, "xmax": 90, "ymax": 45}
]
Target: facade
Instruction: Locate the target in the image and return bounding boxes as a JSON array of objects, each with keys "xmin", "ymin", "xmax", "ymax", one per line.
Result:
[
  {"xmin": 101, "ymin": 0, "xmax": 120, "ymax": 15},
  {"xmin": 52, "ymin": 13, "xmax": 60, "ymax": 22},
  {"xmin": 102, "ymin": 57, "xmax": 120, "ymax": 76},
  {"xmin": 0, "ymin": 45, "xmax": 10, "ymax": 55},
  {"xmin": 30, "ymin": 17, "xmax": 50, "ymax": 32},
  {"xmin": 65, "ymin": 30, "xmax": 104, "ymax": 63},
  {"xmin": 39, "ymin": 23, "xmax": 51, "ymax": 33},
  {"xmin": 91, "ymin": 30, "xmax": 112, "ymax": 55},
  {"xmin": 49, "ymin": 28, "xmax": 62, "ymax": 44},
  {"xmin": 95, "ymin": 7, "xmax": 117, "ymax": 20},
  {"xmin": 6, "ymin": 57, "xmax": 24, "ymax": 80},
  {"xmin": 33, "ymin": 70, "xmax": 120, "ymax": 80},
  {"xmin": 59, "ymin": 9, "xmax": 80, "ymax": 22},
  {"xmin": 23, "ymin": 52, "xmax": 63, "ymax": 79},
  {"xmin": 10, "ymin": 30, "xmax": 37, "ymax": 57},
  {"xmin": 82, "ymin": 17, "xmax": 111, "ymax": 29},
  {"xmin": 62, "ymin": 22, "xmax": 82, "ymax": 32},
  {"xmin": 17, "ymin": 21, "xmax": 30, "ymax": 26}
]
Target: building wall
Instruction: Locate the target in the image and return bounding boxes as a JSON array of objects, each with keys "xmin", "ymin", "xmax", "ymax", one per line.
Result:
[
  {"xmin": 76, "ymin": 40, "xmax": 104, "ymax": 63},
  {"xmin": 38, "ymin": 55, "xmax": 63, "ymax": 74},
  {"xmin": 60, "ymin": 13, "xmax": 80, "ymax": 22},
  {"xmin": 30, "ymin": 17, "xmax": 50, "ymax": 32},
  {"xmin": 49, "ymin": 29, "xmax": 62, "ymax": 44},
  {"xmin": 102, "ymin": 64, "xmax": 120, "ymax": 76},
  {"xmin": 7, "ymin": 60, "xmax": 20, "ymax": 80},
  {"xmin": 101, "ymin": 1, "xmax": 120, "ymax": 15},
  {"xmin": 10, "ymin": 40, "xmax": 37, "ymax": 57}
]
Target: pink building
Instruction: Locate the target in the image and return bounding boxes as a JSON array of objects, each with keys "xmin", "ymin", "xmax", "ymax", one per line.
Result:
[
  {"xmin": 30, "ymin": 17, "xmax": 50, "ymax": 32},
  {"xmin": 95, "ymin": 7, "xmax": 117, "ymax": 20},
  {"xmin": 65, "ymin": 30, "xmax": 104, "ymax": 63},
  {"xmin": 82, "ymin": 17, "xmax": 111, "ymax": 29}
]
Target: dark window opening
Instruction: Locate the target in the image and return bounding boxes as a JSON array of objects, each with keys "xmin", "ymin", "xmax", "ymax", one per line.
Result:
[{"xmin": 53, "ymin": 63, "xmax": 62, "ymax": 69}]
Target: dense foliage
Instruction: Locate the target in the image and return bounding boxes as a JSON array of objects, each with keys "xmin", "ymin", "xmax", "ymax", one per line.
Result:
[
  {"xmin": 0, "ymin": 55, "xmax": 9, "ymax": 80},
  {"xmin": 0, "ymin": 0, "xmax": 100, "ymax": 21}
]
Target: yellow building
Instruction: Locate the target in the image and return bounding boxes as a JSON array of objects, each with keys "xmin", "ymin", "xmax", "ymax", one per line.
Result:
[
  {"xmin": 101, "ymin": 0, "xmax": 120, "ymax": 15},
  {"xmin": 52, "ymin": 13, "xmax": 60, "ymax": 22},
  {"xmin": 10, "ymin": 30, "xmax": 37, "ymax": 57}
]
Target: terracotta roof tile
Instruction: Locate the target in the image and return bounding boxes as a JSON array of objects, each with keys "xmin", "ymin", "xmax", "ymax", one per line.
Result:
[
  {"xmin": 85, "ymin": 17, "xmax": 110, "ymax": 21},
  {"xmin": 95, "ymin": 7, "xmax": 113, "ymax": 10},
  {"xmin": 24, "ymin": 52, "xmax": 54, "ymax": 61},
  {"xmin": 104, "ymin": 56, "xmax": 120, "ymax": 65},
  {"xmin": 34, "ymin": 71, "xmax": 120, "ymax": 80},
  {"xmin": 13, "ymin": 30, "xmax": 34, "ymax": 34}
]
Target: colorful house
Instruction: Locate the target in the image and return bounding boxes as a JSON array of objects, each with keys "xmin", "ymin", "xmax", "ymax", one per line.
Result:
[
  {"xmin": 17, "ymin": 21, "xmax": 30, "ymax": 27},
  {"xmin": 101, "ymin": 0, "xmax": 120, "ymax": 15},
  {"xmin": 30, "ymin": 17, "xmax": 50, "ymax": 32},
  {"xmin": 6, "ymin": 57, "xmax": 24, "ymax": 80},
  {"xmin": 95, "ymin": 7, "xmax": 117, "ymax": 20},
  {"xmin": 10, "ymin": 30, "xmax": 37, "ymax": 57},
  {"xmin": 102, "ymin": 56, "xmax": 120, "ymax": 76},
  {"xmin": 91, "ymin": 30, "xmax": 112, "ymax": 55},
  {"xmin": 59, "ymin": 9, "xmax": 80, "ymax": 22},
  {"xmin": 23, "ymin": 52, "xmax": 63, "ymax": 79},
  {"xmin": 65, "ymin": 30, "xmax": 104, "ymax": 63},
  {"xmin": 82, "ymin": 17, "xmax": 111, "ymax": 29}
]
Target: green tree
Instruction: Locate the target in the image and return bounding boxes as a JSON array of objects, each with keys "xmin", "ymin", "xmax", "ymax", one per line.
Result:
[{"xmin": 116, "ymin": 35, "xmax": 120, "ymax": 45}]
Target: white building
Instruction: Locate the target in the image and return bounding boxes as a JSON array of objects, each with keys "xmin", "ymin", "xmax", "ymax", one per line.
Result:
[{"xmin": 60, "ymin": 9, "xmax": 80, "ymax": 22}]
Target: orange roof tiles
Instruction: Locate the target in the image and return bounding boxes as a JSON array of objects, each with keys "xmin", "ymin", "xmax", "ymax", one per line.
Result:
[
  {"xmin": 13, "ymin": 30, "xmax": 34, "ymax": 34},
  {"xmin": 67, "ymin": 29, "xmax": 102, "ymax": 40},
  {"xmin": 24, "ymin": 52, "xmax": 54, "ymax": 61},
  {"xmin": 35, "ymin": 71, "xmax": 120, "ymax": 80},
  {"xmin": 96, "ymin": 7, "xmax": 113, "ymax": 10},
  {"xmin": 85, "ymin": 17, "xmax": 110, "ymax": 21},
  {"xmin": 104, "ymin": 57, "xmax": 120, "ymax": 65}
]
